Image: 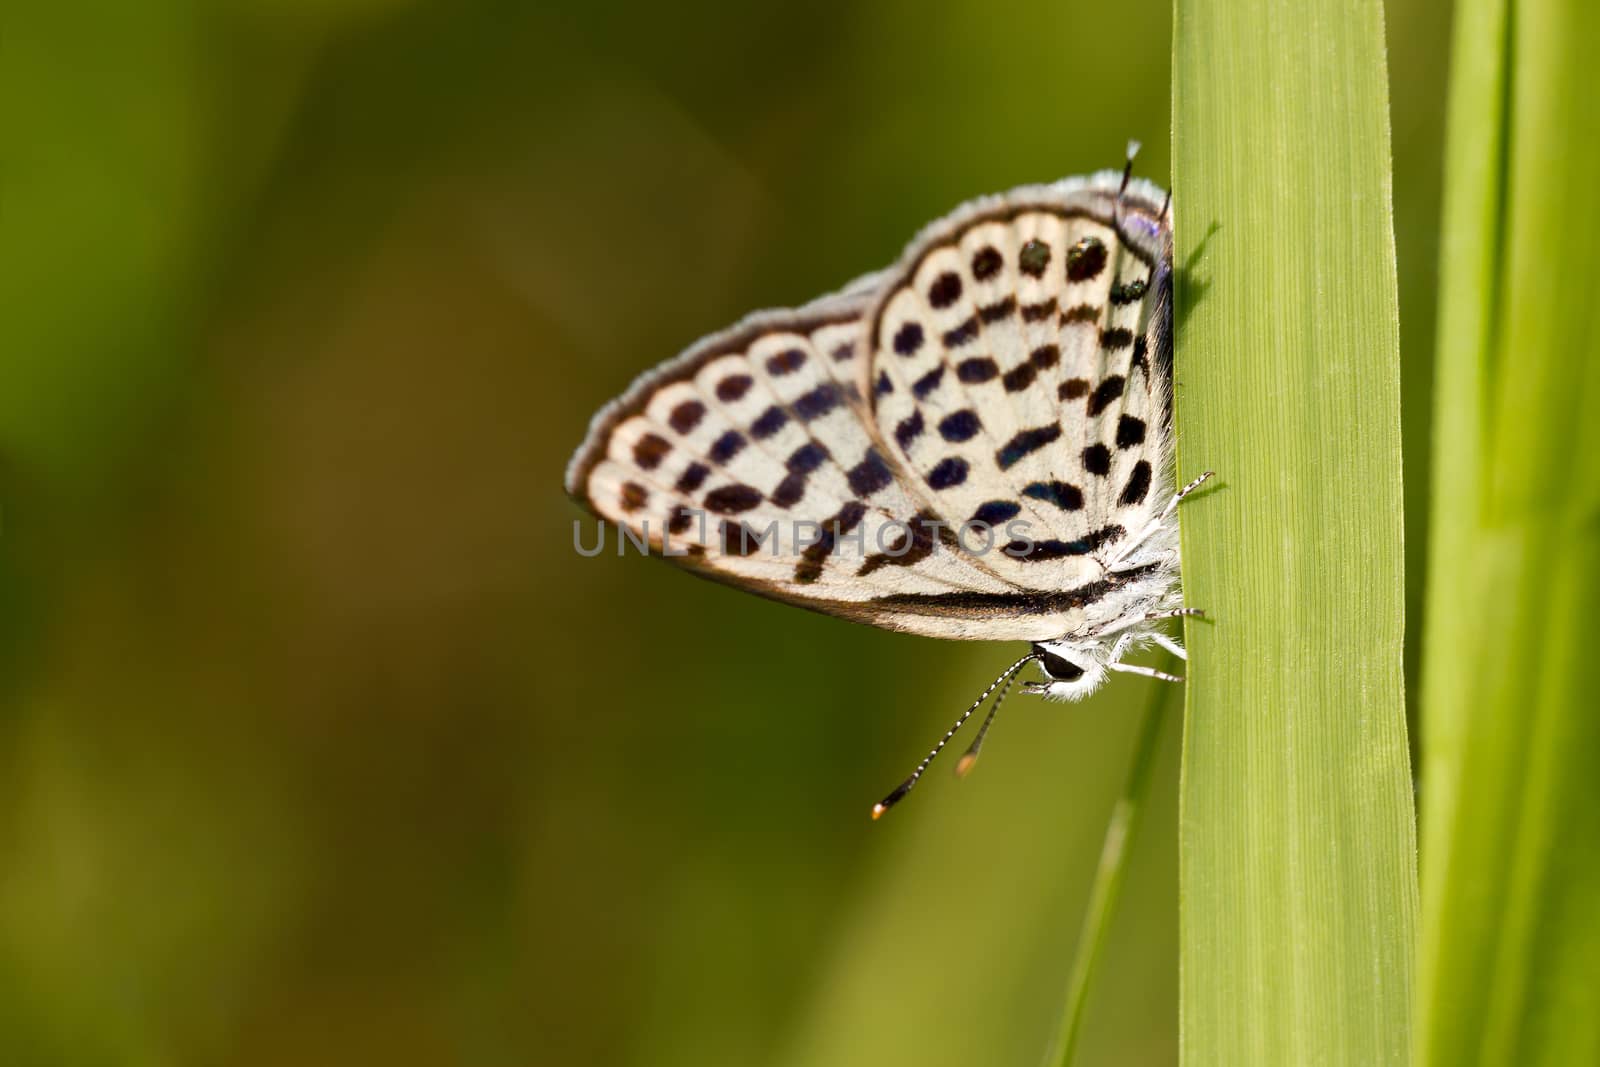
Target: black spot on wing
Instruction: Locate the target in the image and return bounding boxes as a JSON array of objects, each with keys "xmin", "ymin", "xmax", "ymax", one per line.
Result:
[
  {"xmin": 704, "ymin": 483, "xmax": 763, "ymax": 514},
  {"xmin": 1110, "ymin": 278, "xmax": 1148, "ymax": 305},
  {"xmin": 980, "ymin": 297, "xmax": 1015, "ymax": 323},
  {"xmin": 1059, "ymin": 378, "xmax": 1089, "ymax": 400},
  {"xmin": 926, "ymin": 457, "xmax": 968, "ymax": 490},
  {"xmin": 1087, "ymin": 376, "xmax": 1126, "ymax": 416},
  {"xmin": 847, "ymin": 449, "xmax": 894, "ymax": 497},
  {"xmin": 669, "ymin": 400, "xmax": 706, "ymax": 434},
  {"xmin": 1022, "ymin": 481, "xmax": 1083, "ymax": 510},
  {"xmin": 720, "ymin": 519, "xmax": 769, "ymax": 556},
  {"xmin": 775, "ymin": 442, "xmax": 829, "ymax": 509},
  {"xmin": 929, "ymin": 272, "xmax": 963, "ymax": 309},
  {"xmin": 620, "ymin": 482, "xmax": 648, "ymax": 512},
  {"xmin": 676, "ymin": 462, "xmax": 711, "ymax": 493},
  {"xmin": 1116, "ymin": 415, "xmax": 1146, "ymax": 449},
  {"xmin": 1119, "ymin": 460, "xmax": 1152, "ymax": 506},
  {"xmin": 1101, "ymin": 327, "xmax": 1134, "ymax": 350},
  {"xmin": 1061, "ymin": 303, "xmax": 1099, "ymax": 325},
  {"xmin": 1083, "ymin": 444, "xmax": 1112, "ymax": 476},
  {"xmin": 1003, "ymin": 524, "xmax": 1125, "ymax": 561},
  {"xmin": 1021, "ymin": 298, "xmax": 1058, "ymax": 323},
  {"xmin": 972, "ymin": 246, "xmax": 1003, "ymax": 280},
  {"xmin": 857, "ymin": 508, "xmax": 957, "ymax": 577},
  {"xmin": 997, "ymin": 424, "xmax": 1062, "ymax": 470},
  {"xmin": 942, "ymin": 315, "xmax": 979, "ymax": 348},
  {"xmin": 668, "ymin": 505, "xmax": 696, "ymax": 535},
  {"xmin": 971, "ymin": 500, "xmax": 1021, "ymax": 525},
  {"xmin": 957, "ymin": 357, "xmax": 998, "ymax": 384},
  {"xmin": 750, "ymin": 405, "xmax": 788, "ymax": 440},
  {"xmin": 895, "ymin": 409, "xmax": 925, "ymax": 450},
  {"xmin": 1082, "ymin": 524, "xmax": 1126, "ymax": 553},
  {"xmin": 937, "ymin": 409, "xmax": 982, "ymax": 443},
  {"xmin": 766, "ymin": 348, "xmax": 807, "ymax": 376},
  {"xmin": 1066, "ymin": 236, "xmax": 1107, "ymax": 281},
  {"xmin": 893, "ymin": 322, "xmax": 924, "ymax": 356},
  {"xmin": 1019, "ymin": 239, "xmax": 1051, "ymax": 277},
  {"xmin": 771, "ymin": 472, "xmax": 806, "ymax": 508},
  {"xmin": 787, "ymin": 442, "xmax": 828, "ymax": 474},
  {"xmin": 1002, "ymin": 362, "xmax": 1036, "ymax": 393},
  {"xmin": 633, "ymin": 433, "xmax": 671, "ymax": 470},
  {"xmin": 1131, "ymin": 336, "xmax": 1150, "ymax": 376},
  {"xmin": 793, "ymin": 382, "xmax": 840, "ymax": 421},
  {"xmin": 794, "ymin": 501, "xmax": 867, "ymax": 584},
  {"xmin": 709, "ymin": 430, "xmax": 747, "ymax": 464},
  {"xmin": 716, "ymin": 375, "xmax": 753, "ymax": 402},
  {"xmin": 913, "ymin": 364, "xmax": 945, "ymax": 399}
]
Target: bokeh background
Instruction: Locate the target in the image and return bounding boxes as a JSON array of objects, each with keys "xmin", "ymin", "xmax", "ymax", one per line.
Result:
[{"xmin": 1, "ymin": 3, "xmax": 1448, "ymax": 1065}]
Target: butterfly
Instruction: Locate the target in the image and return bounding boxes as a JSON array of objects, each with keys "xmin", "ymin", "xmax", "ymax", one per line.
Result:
[{"xmin": 566, "ymin": 149, "xmax": 1210, "ymax": 817}]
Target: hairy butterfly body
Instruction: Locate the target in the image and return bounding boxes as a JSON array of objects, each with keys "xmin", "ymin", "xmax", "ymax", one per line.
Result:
[{"xmin": 566, "ymin": 160, "xmax": 1210, "ymax": 816}]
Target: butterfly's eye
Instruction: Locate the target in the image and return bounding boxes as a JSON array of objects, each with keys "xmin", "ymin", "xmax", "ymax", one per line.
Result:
[{"xmin": 1037, "ymin": 648, "xmax": 1085, "ymax": 682}]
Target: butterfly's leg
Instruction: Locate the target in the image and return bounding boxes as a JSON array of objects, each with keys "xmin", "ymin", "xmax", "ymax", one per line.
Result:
[
  {"xmin": 1159, "ymin": 470, "xmax": 1215, "ymax": 522},
  {"xmin": 1106, "ymin": 661, "xmax": 1185, "ymax": 683},
  {"xmin": 1149, "ymin": 631, "xmax": 1188, "ymax": 661},
  {"xmin": 1109, "ymin": 471, "xmax": 1214, "ymax": 572},
  {"xmin": 1107, "ymin": 536, "xmax": 1179, "ymax": 567},
  {"xmin": 1107, "ymin": 631, "xmax": 1136, "ymax": 661},
  {"xmin": 1104, "ymin": 616, "xmax": 1195, "ymax": 681},
  {"xmin": 1090, "ymin": 607, "xmax": 1204, "ymax": 639},
  {"xmin": 1108, "ymin": 536, "xmax": 1161, "ymax": 574}
]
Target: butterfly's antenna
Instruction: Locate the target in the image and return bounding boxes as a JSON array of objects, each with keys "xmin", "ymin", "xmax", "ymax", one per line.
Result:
[
  {"xmin": 1160, "ymin": 189, "xmax": 1172, "ymax": 224},
  {"xmin": 1115, "ymin": 140, "xmax": 1141, "ymax": 230},
  {"xmin": 954, "ymin": 669, "xmax": 1018, "ymax": 778},
  {"xmin": 871, "ymin": 652, "xmax": 1040, "ymax": 820}
]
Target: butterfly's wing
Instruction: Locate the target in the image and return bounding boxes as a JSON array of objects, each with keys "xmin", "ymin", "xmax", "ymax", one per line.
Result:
[
  {"xmin": 566, "ymin": 280, "xmax": 1028, "ymax": 639},
  {"xmin": 566, "ymin": 173, "xmax": 1173, "ymax": 641},
  {"xmin": 866, "ymin": 175, "xmax": 1176, "ymax": 627}
]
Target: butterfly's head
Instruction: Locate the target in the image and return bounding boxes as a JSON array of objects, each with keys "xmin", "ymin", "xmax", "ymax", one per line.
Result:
[{"xmin": 1022, "ymin": 641, "xmax": 1110, "ymax": 702}]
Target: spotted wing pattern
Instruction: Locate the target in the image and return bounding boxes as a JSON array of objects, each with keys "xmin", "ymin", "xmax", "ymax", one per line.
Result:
[
  {"xmin": 566, "ymin": 284, "xmax": 1024, "ymax": 632},
  {"xmin": 566, "ymin": 173, "xmax": 1173, "ymax": 641},
  {"xmin": 868, "ymin": 184, "xmax": 1174, "ymax": 599}
]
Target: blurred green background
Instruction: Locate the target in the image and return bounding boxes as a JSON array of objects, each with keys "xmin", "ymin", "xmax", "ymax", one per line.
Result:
[{"xmin": 0, "ymin": 2, "xmax": 1448, "ymax": 1064}]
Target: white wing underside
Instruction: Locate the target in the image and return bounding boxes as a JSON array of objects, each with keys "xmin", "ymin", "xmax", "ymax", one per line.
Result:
[{"xmin": 567, "ymin": 173, "xmax": 1176, "ymax": 642}]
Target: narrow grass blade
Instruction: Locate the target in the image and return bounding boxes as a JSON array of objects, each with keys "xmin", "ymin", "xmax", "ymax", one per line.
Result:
[
  {"xmin": 1416, "ymin": 0, "xmax": 1600, "ymax": 1062},
  {"xmin": 1046, "ymin": 668, "xmax": 1176, "ymax": 1067},
  {"xmin": 1171, "ymin": 0, "xmax": 1418, "ymax": 1063}
]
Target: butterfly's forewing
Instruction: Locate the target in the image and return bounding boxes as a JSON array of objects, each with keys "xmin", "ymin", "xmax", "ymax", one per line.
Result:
[{"xmin": 567, "ymin": 174, "xmax": 1173, "ymax": 641}]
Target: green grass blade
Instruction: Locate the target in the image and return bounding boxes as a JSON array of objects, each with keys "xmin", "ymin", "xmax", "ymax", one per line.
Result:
[
  {"xmin": 1047, "ymin": 669, "xmax": 1177, "ymax": 1067},
  {"xmin": 1416, "ymin": 0, "xmax": 1600, "ymax": 1062},
  {"xmin": 1171, "ymin": 1, "xmax": 1418, "ymax": 1063}
]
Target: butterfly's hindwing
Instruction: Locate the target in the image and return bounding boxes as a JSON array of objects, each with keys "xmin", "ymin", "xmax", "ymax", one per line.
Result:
[{"xmin": 569, "ymin": 296, "xmax": 1024, "ymax": 635}]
